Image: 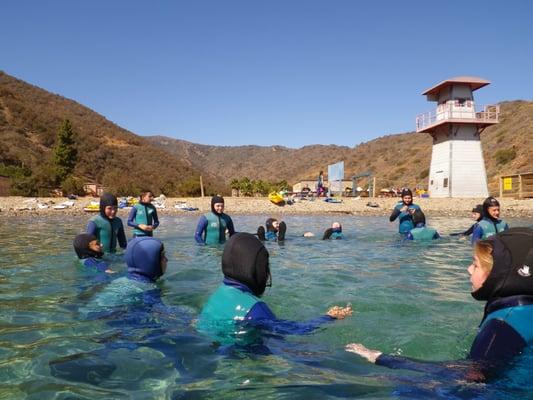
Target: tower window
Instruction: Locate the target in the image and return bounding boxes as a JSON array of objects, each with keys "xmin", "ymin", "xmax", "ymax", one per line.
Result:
[{"xmin": 443, "ymin": 178, "xmax": 449, "ymax": 188}]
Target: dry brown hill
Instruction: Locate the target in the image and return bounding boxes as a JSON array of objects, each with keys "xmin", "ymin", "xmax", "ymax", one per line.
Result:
[
  {"xmin": 0, "ymin": 71, "xmax": 223, "ymax": 195},
  {"xmin": 148, "ymin": 100, "xmax": 533, "ymax": 194}
]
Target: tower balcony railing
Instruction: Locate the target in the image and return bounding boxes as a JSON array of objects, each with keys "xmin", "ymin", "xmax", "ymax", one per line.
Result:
[{"xmin": 416, "ymin": 104, "xmax": 499, "ymax": 132}]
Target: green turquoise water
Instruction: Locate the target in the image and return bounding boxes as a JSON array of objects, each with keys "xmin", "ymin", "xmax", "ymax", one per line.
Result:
[{"xmin": 1, "ymin": 215, "xmax": 532, "ymax": 399}]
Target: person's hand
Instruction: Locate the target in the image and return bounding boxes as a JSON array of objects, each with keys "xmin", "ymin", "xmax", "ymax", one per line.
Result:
[
  {"xmin": 400, "ymin": 205, "xmax": 408, "ymax": 213},
  {"xmin": 345, "ymin": 343, "xmax": 382, "ymax": 363},
  {"xmin": 138, "ymin": 224, "xmax": 149, "ymax": 231},
  {"xmin": 327, "ymin": 304, "xmax": 353, "ymax": 319}
]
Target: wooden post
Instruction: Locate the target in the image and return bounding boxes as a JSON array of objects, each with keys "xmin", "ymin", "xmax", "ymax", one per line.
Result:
[
  {"xmin": 519, "ymin": 173, "xmax": 523, "ymax": 199},
  {"xmin": 499, "ymin": 176, "xmax": 503, "ymax": 198},
  {"xmin": 200, "ymin": 176, "xmax": 205, "ymax": 198},
  {"xmin": 372, "ymin": 177, "xmax": 376, "ymax": 198}
]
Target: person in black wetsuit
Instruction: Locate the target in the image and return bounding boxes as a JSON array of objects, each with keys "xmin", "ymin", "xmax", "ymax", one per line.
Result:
[
  {"xmin": 450, "ymin": 204, "xmax": 483, "ymax": 237},
  {"xmin": 257, "ymin": 218, "xmax": 286, "ymax": 242},
  {"xmin": 346, "ymin": 228, "xmax": 533, "ymax": 382},
  {"xmin": 73, "ymin": 233, "xmax": 115, "ymax": 273}
]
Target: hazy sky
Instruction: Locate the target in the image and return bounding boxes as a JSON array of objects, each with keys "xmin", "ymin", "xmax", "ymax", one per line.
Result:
[{"xmin": 1, "ymin": 1, "xmax": 532, "ymax": 147}]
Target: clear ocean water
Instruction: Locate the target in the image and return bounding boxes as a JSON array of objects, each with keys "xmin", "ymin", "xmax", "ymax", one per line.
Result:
[{"xmin": 1, "ymin": 214, "xmax": 533, "ymax": 400}]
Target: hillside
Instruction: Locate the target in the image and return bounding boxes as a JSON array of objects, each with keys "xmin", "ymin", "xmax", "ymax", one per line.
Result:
[
  {"xmin": 148, "ymin": 100, "xmax": 533, "ymax": 193},
  {"xmin": 0, "ymin": 71, "xmax": 223, "ymax": 195},
  {"xmin": 1, "ymin": 70, "xmax": 531, "ymax": 196}
]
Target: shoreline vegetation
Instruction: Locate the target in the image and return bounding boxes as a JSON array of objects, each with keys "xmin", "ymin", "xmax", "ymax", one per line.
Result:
[{"xmin": 1, "ymin": 196, "xmax": 533, "ymax": 218}]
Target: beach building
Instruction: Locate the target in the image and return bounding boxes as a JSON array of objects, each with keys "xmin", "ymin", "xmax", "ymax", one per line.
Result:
[{"xmin": 416, "ymin": 76, "xmax": 499, "ymax": 198}]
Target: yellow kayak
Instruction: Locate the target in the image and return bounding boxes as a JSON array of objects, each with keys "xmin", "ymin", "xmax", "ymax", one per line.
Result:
[
  {"xmin": 268, "ymin": 192, "xmax": 284, "ymax": 205},
  {"xmin": 83, "ymin": 202, "xmax": 100, "ymax": 212}
]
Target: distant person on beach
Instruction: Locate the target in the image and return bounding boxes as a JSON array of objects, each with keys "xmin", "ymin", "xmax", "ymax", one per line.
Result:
[
  {"xmin": 322, "ymin": 222, "xmax": 344, "ymax": 240},
  {"xmin": 346, "ymin": 228, "xmax": 533, "ymax": 383},
  {"xmin": 127, "ymin": 190, "xmax": 160, "ymax": 237},
  {"xmin": 257, "ymin": 218, "xmax": 286, "ymax": 242},
  {"xmin": 471, "ymin": 197, "xmax": 509, "ymax": 244},
  {"xmin": 195, "ymin": 195, "xmax": 236, "ymax": 245},
  {"xmin": 197, "ymin": 233, "xmax": 352, "ymax": 346},
  {"xmin": 317, "ymin": 170, "xmax": 325, "ymax": 197},
  {"xmin": 450, "ymin": 204, "xmax": 483, "ymax": 238},
  {"xmin": 406, "ymin": 209, "xmax": 440, "ymax": 240},
  {"xmin": 73, "ymin": 233, "xmax": 115, "ymax": 273},
  {"xmin": 389, "ymin": 188, "xmax": 421, "ymax": 234},
  {"xmin": 86, "ymin": 193, "xmax": 127, "ymax": 253}
]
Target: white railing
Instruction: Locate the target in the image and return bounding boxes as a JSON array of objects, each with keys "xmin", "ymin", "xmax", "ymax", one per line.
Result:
[{"xmin": 416, "ymin": 104, "xmax": 499, "ymax": 131}]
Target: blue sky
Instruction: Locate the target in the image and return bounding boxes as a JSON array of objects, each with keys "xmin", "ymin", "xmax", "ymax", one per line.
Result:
[{"xmin": 1, "ymin": 1, "xmax": 532, "ymax": 147}]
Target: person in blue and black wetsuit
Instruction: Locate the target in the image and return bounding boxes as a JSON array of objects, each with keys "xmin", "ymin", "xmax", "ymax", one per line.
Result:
[
  {"xmin": 257, "ymin": 218, "xmax": 286, "ymax": 242},
  {"xmin": 471, "ymin": 197, "xmax": 509, "ymax": 244},
  {"xmin": 86, "ymin": 193, "xmax": 127, "ymax": 254},
  {"xmin": 406, "ymin": 209, "xmax": 440, "ymax": 240},
  {"xmin": 195, "ymin": 195, "xmax": 236, "ymax": 245},
  {"xmin": 197, "ymin": 232, "xmax": 352, "ymax": 346},
  {"xmin": 389, "ymin": 188, "xmax": 421, "ymax": 234},
  {"xmin": 450, "ymin": 204, "xmax": 483, "ymax": 238},
  {"xmin": 322, "ymin": 222, "xmax": 344, "ymax": 240},
  {"xmin": 127, "ymin": 190, "xmax": 160, "ymax": 237},
  {"xmin": 346, "ymin": 227, "xmax": 533, "ymax": 382},
  {"xmin": 73, "ymin": 233, "xmax": 115, "ymax": 273}
]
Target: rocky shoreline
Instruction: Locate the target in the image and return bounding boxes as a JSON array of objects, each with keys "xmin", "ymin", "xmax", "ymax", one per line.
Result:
[{"xmin": 1, "ymin": 196, "xmax": 532, "ymax": 218}]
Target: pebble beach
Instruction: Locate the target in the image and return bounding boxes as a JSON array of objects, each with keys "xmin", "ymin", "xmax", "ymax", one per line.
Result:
[{"xmin": 1, "ymin": 196, "xmax": 532, "ymax": 218}]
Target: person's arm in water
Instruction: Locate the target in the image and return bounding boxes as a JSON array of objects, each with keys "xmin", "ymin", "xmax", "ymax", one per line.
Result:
[
  {"xmin": 151, "ymin": 207, "xmax": 160, "ymax": 230},
  {"xmin": 225, "ymin": 215, "xmax": 236, "ymax": 237},
  {"xmin": 194, "ymin": 216, "xmax": 208, "ymax": 244},
  {"xmin": 117, "ymin": 222, "xmax": 127, "ymax": 249},
  {"xmin": 471, "ymin": 224, "xmax": 484, "ymax": 244},
  {"xmin": 389, "ymin": 206, "xmax": 401, "ymax": 222},
  {"xmin": 87, "ymin": 220, "xmax": 97, "ymax": 236},
  {"xmin": 127, "ymin": 207, "xmax": 139, "ymax": 229},
  {"xmin": 245, "ymin": 301, "xmax": 352, "ymax": 335},
  {"xmin": 322, "ymin": 228, "xmax": 334, "ymax": 240}
]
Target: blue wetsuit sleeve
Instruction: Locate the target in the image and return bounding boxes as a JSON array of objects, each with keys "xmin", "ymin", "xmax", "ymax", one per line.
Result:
[
  {"xmin": 127, "ymin": 207, "xmax": 139, "ymax": 228},
  {"xmin": 389, "ymin": 207, "xmax": 401, "ymax": 222},
  {"xmin": 471, "ymin": 225, "xmax": 483, "ymax": 244},
  {"xmin": 246, "ymin": 302, "xmax": 334, "ymax": 335},
  {"xmin": 469, "ymin": 318, "xmax": 526, "ymax": 363},
  {"xmin": 433, "ymin": 231, "xmax": 440, "ymax": 239},
  {"xmin": 406, "ymin": 232, "xmax": 414, "ymax": 240},
  {"xmin": 83, "ymin": 258, "xmax": 110, "ymax": 272},
  {"xmin": 226, "ymin": 216, "xmax": 236, "ymax": 236},
  {"xmin": 195, "ymin": 216, "xmax": 208, "ymax": 244},
  {"xmin": 152, "ymin": 208, "xmax": 160, "ymax": 229},
  {"xmin": 117, "ymin": 222, "xmax": 127, "ymax": 249},
  {"xmin": 376, "ymin": 354, "xmax": 461, "ymax": 376},
  {"xmin": 87, "ymin": 220, "xmax": 97, "ymax": 236}
]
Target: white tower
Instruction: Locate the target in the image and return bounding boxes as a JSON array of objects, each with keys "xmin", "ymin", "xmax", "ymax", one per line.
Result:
[{"xmin": 416, "ymin": 76, "xmax": 499, "ymax": 198}]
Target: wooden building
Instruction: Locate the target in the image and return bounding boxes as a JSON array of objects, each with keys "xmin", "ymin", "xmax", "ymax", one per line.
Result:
[{"xmin": 499, "ymin": 172, "xmax": 533, "ymax": 198}]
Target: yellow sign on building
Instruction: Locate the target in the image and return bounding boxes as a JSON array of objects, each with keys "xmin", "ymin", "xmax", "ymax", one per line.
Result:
[{"xmin": 503, "ymin": 177, "xmax": 513, "ymax": 191}]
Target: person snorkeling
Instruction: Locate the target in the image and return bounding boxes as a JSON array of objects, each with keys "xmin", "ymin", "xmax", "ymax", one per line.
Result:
[
  {"xmin": 389, "ymin": 188, "xmax": 421, "ymax": 234},
  {"xmin": 127, "ymin": 189, "xmax": 160, "ymax": 237},
  {"xmin": 322, "ymin": 222, "xmax": 344, "ymax": 240},
  {"xmin": 346, "ymin": 228, "xmax": 533, "ymax": 383},
  {"xmin": 257, "ymin": 218, "xmax": 286, "ymax": 242},
  {"xmin": 73, "ymin": 233, "xmax": 115, "ymax": 273},
  {"xmin": 86, "ymin": 193, "xmax": 127, "ymax": 254},
  {"xmin": 406, "ymin": 210, "xmax": 440, "ymax": 240},
  {"xmin": 471, "ymin": 197, "xmax": 509, "ymax": 244},
  {"xmin": 197, "ymin": 233, "xmax": 352, "ymax": 346},
  {"xmin": 195, "ymin": 195, "xmax": 236, "ymax": 245},
  {"xmin": 450, "ymin": 204, "xmax": 483, "ymax": 237}
]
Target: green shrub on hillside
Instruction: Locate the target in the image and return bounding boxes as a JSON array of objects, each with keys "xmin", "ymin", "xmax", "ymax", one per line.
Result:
[
  {"xmin": 61, "ymin": 176, "xmax": 86, "ymax": 196},
  {"xmin": 495, "ymin": 148, "xmax": 517, "ymax": 165},
  {"xmin": 419, "ymin": 168, "xmax": 429, "ymax": 179}
]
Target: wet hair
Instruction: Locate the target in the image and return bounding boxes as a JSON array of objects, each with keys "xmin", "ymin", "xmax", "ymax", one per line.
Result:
[
  {"xmin": 140, "ymin": 190, "xmax": 153, "ymax": 202},
  {"xmin": 211, "ymin": 195, "xmax": 225, "ymax": 214},
  {"xmin": 222, "ymin": 233, "xmax": 270, "ymax": 296},
  {"xmin": 401, "ymin": 188, "xmax": 413, "ymax": 198},
  {"xmin": 412, "ymin": 209, "xmax": 426, "ymax": 227},
  {"xmin": 265, "ymin": 218, "xmax": 278, "ymax": 232},
  {"xmin": 474, "ymin": 240, "xmax": 495, "ymax": 275},
  {"xmin": 99, "ymin": 193, "xmax": 118, "ymax": 219},
  {"xmin": 73, "ymin": 233, "xmax": 103, "ymax": 259},
  {"xmin": 471, "ymin": 228, "xmax": 533, "ymax": 301},
  {"xmin": 482, "ymin": 197, "xmax": 500, "ymax": 221}
]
